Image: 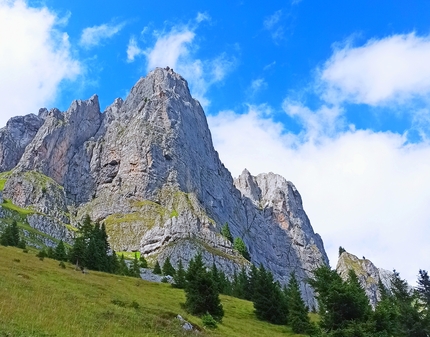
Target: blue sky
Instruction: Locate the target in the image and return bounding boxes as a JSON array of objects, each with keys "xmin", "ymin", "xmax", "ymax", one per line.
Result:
[{"xmin": 2, "ymin": 0, "xmax": 430, "ymax": 283}]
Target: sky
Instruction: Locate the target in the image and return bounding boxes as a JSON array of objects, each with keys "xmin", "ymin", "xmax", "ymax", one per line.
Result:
[{"xmin": 1, "ymin": 0, "xmax": 430, "ymax": 284}]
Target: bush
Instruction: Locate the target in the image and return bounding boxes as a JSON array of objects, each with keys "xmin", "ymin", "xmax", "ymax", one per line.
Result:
[
  {"xmin": 59, "ymin": 261, "xmax": 66, "ymax": 269},
  {"xmin": 202, "ymin": 313, "xmax": 217, "ymax": 328}
]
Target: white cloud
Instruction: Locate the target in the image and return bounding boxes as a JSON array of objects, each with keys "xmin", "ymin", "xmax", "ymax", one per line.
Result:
[
  {"xmin": 250, "ymin": 78, "xmax": 267, "ymax": 95},
  {"xmin": 321, "ymin": 33, "xmax": 430, "ymax": 106},
  {"xmin": 264, "ymin": 10, "xmax": 284, "ymax": 41},
  {"xmin": 80, "ymin": 22, "xmax": 124, "ymax": 48},
  {"xmin": 196, "ymin": 12, "xmax": 210, "ymax": 23},
  {"xmin": 126, "ymin": 37, "xmax": 144, "ymax": 63},
  {"xmin": 143, "ymin": 26, "xmax": 235, "ymax": 108},
  {"xmin": 208, "ymin": 106, "xmax": 430, "ymax": 283},
  {"xmin": 0, "ymin": 0, "xmax": 81, "ymax": 127}
]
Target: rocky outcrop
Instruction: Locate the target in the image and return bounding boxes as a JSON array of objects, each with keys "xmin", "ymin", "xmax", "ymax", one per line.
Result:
[
  {"xmin": 0, "ymin": 113, "xmax": 44, "ymax": 172},
  {"xmin": 337, "ymin": 251, "xmax": 393, "ymax": 308},
  {"xmin": 0, "ymin": 67, "xmax": 329, "ymax": 305}
]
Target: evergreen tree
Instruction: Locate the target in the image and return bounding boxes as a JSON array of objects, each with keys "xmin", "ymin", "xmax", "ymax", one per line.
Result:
[
  {"xmin": 47, "ymin": 246, "xmax": 55, "ymax": 258},
  {"xmin": 139, "ymin": 255, "xmax": 148, "ymax": 268},
  {"xmin": 17, "ymin": 238, "xmax": 26, "ymax": 249},
  {"xmin": 232, "ymin": 267, "xmax": 250, "ymax": 300},
  {"xmin": 162, "ymin": 257, "xmax": 176, "ymax": 276},
  {"xmin": 109, "ymin": 250, "xmax": 120, "ymax": 274},
  {"xmin": 153, "ymin": 260, "xmax": 162, "ymax": 274},
  {"xmin": 233, "ymin": 237, "xmax": 250, "ymax": 260},
  {"xmin": 54, "ymin": 240, "xmax": 67, "ymax": 261},
  {"xmin": 172, "ymin": 259, "xmax": 186, "ymax": 289},
  {"xmin": 184, "ymin": 253, "xmax": 224, "ymax": 321},
  {"xmin": 218, "ymin": 270, "xmax": 232, "ymax": 295},
  {"xmin": 252, "ymin": 265, "xmax": 287, "ymax": 325},
  {"xmin": 286, "ymin": 273, "xmax": 311, "ymax": 334},
  {"xmin": 211, "ymin": 262, "xmax": 221, "ymax": 292},
  {"xmin": 417, "ymin": 269, "xmax": 430, "ymax": 308},
  {"xmin": 129, "ymin": 254, "xmax": 141, "ymax": 278},
  {"xmin": 0, "ymin": 221, "xmax": 20, "ymax": 247},
  {"xmin": 69, "ymin": 236, "xmax": 86, "ymax": 267},
  {"xmin": 221, "ymin": 223, "xmax": 233, "ymax": 243},
  {"xmin": 118, "ymin": 254, "xmax": 130, "ymax": 276}
]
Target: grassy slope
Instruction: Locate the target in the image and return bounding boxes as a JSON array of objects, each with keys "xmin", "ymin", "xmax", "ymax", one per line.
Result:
[{"xmin": 0, "ymin": 246, "xmax": 308, "ymax": 337}]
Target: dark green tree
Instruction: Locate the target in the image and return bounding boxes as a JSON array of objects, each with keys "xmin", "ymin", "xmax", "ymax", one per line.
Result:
[
  {"xmin": 109, "ymin": 250, "xmax": 120, "ymax": 274},
  {"xmin": 233, "ymin": 237, "xmax": 250, "ymax": 260},
  {"xmin": 0, "ymin": 221, "xmax": 20, "ymax": 247},
  {"xmin": 172, "ymin": 259, "xmax": 186, "ymax": 289},
  {"xmin": 129, "ymin": 254, "xmax": 141, "ymax": 278},
  {"xmin": 417, "ymin": 269, "xmax": 430, "ymax": 309},
  {"xmin": 139, "ymin": 255, "xmax": 148, "ymax": 268},
  {"xmin": 184, "ymin": 253, "xmax": 224, "ymax": 321},
  {"xmin": 162, "ymin": 257, "xmax": 176, "ymax": 276},
  {"xmin": 252, "ymin": 265, "xmax": 287, "ymax": 325},
  {"xmin": 54, "ymin": 240, "xmax": 67, "ymax": 261},
  {"xmin": 17, "ymin": 238, "xmax": 26, "ymax": 249},
  {"xmin": 118, "ymin": 254, "xmax": 130, "ymax": 276},
  {"xmin": 221, "ymin": 223, "xmax": 233, "ymax": 243},
  {"xmin": 285, "ymin": 273, "xmax": 311, "ymax": 334},
  {"xmin": 153, "ymin": 260, "xmax": 162, "ymax": 275}
]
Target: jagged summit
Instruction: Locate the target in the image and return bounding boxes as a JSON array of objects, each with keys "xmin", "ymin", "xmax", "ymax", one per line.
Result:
[{"xmin": 0, "ymin": 67, "xmax": 328, "ymax": 305}]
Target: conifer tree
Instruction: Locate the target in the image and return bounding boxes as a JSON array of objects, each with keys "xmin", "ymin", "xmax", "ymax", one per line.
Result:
[
  {"xmin": 109, "ymin": 250, "xmax": 120, "ymax": 274},
  {"xmin": 233, "ymin": 237, "xmax": 250, "ymax": 260},
  {"xmin": 129, "ymin": 254, "xmax": 141, "ymax": 278},
  {"xmin": 139, "ymin": 255, "xmax": 148, "ymax": 268},
  {"xmin": 172, "ymin": 259, "xmax": 186, "ymax": 289},
  {"xmin": 153, "ymin": 260, "xmax": 162, "ymax": 274},
  {"xmin": 118, "ymin": 254, "xmax": 130, "ymax": 276},
  {"xmin": 0, "ymin": 221, "xmax": 20, "ymax": 247},
  {"xmin": 162, "ymin": 257, "xmax": 176, "ymax": 276},
  {"xmin": 184, "ymin": 253, "xmax": 224, "ymax": 321},
  {"xmin": 285, "ymin": 273, "xmax": 311, "ymax": 334},
  {"xmin": 54, "ymin": 240, "xmax": 67, "ymax": 261},
  {"xmin": 252, "ymin": 265, "xmax": 286, "ymax": 325},
  {"xmin": 221, "ymin": 223, "xmax": 233, "ymax": 243}
]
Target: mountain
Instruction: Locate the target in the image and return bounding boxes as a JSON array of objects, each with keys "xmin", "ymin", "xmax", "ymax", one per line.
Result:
[
  {"xmin": 0, "ymin": 67, "xmax": 328, "ymax": 305},
  {"xmin": 336, "ymin": 250, "xmax": 392, "ymax": 307}
]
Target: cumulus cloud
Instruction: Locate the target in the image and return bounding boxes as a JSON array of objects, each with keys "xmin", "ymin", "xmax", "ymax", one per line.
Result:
[
  {"xmin": 0, "ymin": 0, "xmax": 81, "ymax": 127},
  {"xmin": 142, "ymin": 25, "xmax": 235, "ymax": 108},
  {"xmin": 208, "ymin": 106, "xmax": 430, "ymax": 283},
  {"xmin": 321, "ymin": 33, "xmax": 430, "ymax": 106},
  {"xmin": 80, "ymin": 22, "xmax": 125, "ymax": 48},
  {"xmin": 126, "ymin": 37, "xmax": 144, "ymax": 63}
]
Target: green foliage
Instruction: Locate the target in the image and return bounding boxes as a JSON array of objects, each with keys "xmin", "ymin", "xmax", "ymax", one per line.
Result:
[
  {"xmin": 139, "ymin": 255, "xmax": 148, "ymax": 268},
  {"xmin": 0, "ymin": 220, "xmax": 20, "ymax": 247},
  {"xmin": 184, "ymin": 253, "xmax": 224, "ymax": 321},
  {"xmin": 153, "ymin": 260, "xmax": 162, "ymax": 275},
  {"xmin": 233, "ymin": 237, "xmax": 250, "ymax": 260},
  {"xmin": 232, "ymin": 267, "xmax": 251, "ymax": 300},
  {"xmin": 162, "ymin": 257, "xmax": 176, "ymax": 276},
  {"xmin": 129, "ymin": 254, "xmax": 141, "ymax": 278},
  {"xmin": 172, "ymin": 259, "xmax": 186, "ymax": 289},
  {"xmin": 201, "ymin": 312, "xmax": 218, "ymax": 328},
  {"xmin": 118, "ymin": 254, "xmax": 130, "ymax": 276},
  {"xmin": 252, "ymin": 265, "xmax": 287, "ymax": 325},
  {"xmin": 59, "ymin": 261, "xmax": 66, "ymax": 269},
  {"xmin": 221, "ymin": 222, "xmax": 233, "ymax": 243},
  {"xmin": 36, "ymin": 248, "xmax": 47, "ymax": 260},
  {"xmin": 54, "ymin": 240, "xmax": 67, "ymax": 262},
  {"xmin": 285, "ymin": 273, "xmax": 311, "ymax": 334}
]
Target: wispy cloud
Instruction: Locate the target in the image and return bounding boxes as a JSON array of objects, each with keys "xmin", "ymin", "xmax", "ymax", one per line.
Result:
[
  {"xmin": 133, "ymin": 21, "xmax": 235, "ymax": 108},
  {"xmin": 0, "ymin": 0, "xmax": 81, "ymax": 127},
  {"xmin": 196, "ymin": 12, "xmax": 210, "ymax": 23},
  {"xmin": 263, "ymin": 10, "xmax": 285, "ymax": 41},
  {"xmin": 249, "ymin": 78, "xmax": 267, "ymax": 95},
  {"xmin": 80, "ymin": 22, "xmax": 125, "ymax": 48}
]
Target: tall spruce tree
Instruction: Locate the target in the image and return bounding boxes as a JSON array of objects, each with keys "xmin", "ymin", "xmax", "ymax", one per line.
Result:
[
  {"xmin": 0, "ymin": 221, "xmax": 20, "ymax": 247},
  {"xmin": 184, "ymin": 253, "xmax": 224, "ymax": 321},
  {"xmin": 172, "ymin": 259, "xmax": 186, "ymax": 289},
  {"xmin": 54, "ymin": 240, "xmax": 67, "ymax": 261},
  {"xmin": 286, "ymin": 273, "xmax": 311, "ymax": 334},
  {"xmin": 221, "ymin": 223, "xmax": 233, "ymax": 243},
  {"xmin": 153, "ymin": 260, "xmax": 162, "ymax": 275},
  {"xmin": 162, "ymin": 257, "xmax": 176, "ymax": 276},
  {"xmin": 252, "ymin": 265, "xmax": 287, "ymax": 325},
  {"xmin": 129, "ymin": 254, "xmax": 141, "ymax": 278},
  {"xmin": 233, "ymin": 237, "xmax": 250, "ymax": 260}
]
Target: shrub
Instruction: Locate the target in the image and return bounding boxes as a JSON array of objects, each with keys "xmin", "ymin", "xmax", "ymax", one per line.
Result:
[{"xmin": 202, "ymin": 313, "xmax": 217, "ymax": 328}]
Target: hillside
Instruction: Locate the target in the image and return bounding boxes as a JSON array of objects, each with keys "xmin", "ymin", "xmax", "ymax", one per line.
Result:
[{"xmin": 0, "ymin": 245, "xmax": 310, "ymax": 337}]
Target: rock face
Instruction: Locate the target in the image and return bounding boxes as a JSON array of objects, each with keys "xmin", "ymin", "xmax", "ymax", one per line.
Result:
[
  {"xmin": 0, "ymin": 67, "xmax": 328, "ymax": 305},
  {"xmin": 337, "ymin": 251, "xmax": 392, "ymax": 308},
  {"xmin": 0, "ymin": 113, "xmax": 44, "ymax": 172}
]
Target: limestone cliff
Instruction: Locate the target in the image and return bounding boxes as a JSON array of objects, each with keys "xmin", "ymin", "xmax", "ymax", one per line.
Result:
[
  {"xmin": 0, "ymin": 67, "xmax": 328, "ymax": 305},
  {"xmin": 337, "ymin": 251, "xmax": 392, "ymax": 308}
]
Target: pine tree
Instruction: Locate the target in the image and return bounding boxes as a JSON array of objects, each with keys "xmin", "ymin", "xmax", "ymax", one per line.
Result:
[
  {"xmin": 139, "ymin": 255, "xmax": 148, "ymax": 268},
  {"xmin": 0, "ymin": 221, "xmax": 20, "ymax": 247},
  {"xmin": 172, "ymin": 259, "xmax": 186, "ymax": 289},
  {"xmin": 221, "ymin": 223, "xmax": 233, "ymax": 243},
  {"xmin": 54, "ymin": 240, "xmax": 67, "ymax": 261},
  {"xmin": 285, "ymin": 273, "xmax": 311, "ymax": 334},
  {"xmin": 129, "ymin": 254, "xmax": 141, "ymax": 278},
  {"xmin": 184, "ymin": 253, "xmax": 224, "ymax": 321},
  {"xmin": 417, "ymin": 269, "xmax": 430, "ymax": 308},
  {"xmin": 162, "ymin": 257, "xmax": 176, "ymax": 276},
  {"xmin": 109, "ymin": 251, "xmax": 120, "ymax": 274},
  {"xmin": 118, "ymin": 254, "xmax": 130, "ymax": 276},
  {"xmin": 153, "ymin": 260, "xmax": 162, "ymax": 274},
  {"xmin": 233, "ymin": 237, "xmax": 250, "ymax": 260},
  {"xmin": 252, "ymin": 265, "xmax": 287, "ymax": 325}
]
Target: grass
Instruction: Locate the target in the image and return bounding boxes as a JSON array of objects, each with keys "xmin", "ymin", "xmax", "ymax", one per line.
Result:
[
  {"xmin": 1, "ymin": 199, "xmax": 34, "ymax": 216},
  {"xmin": 0, "ymin": 245, "xmax": 308, "ymax": 337}
]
